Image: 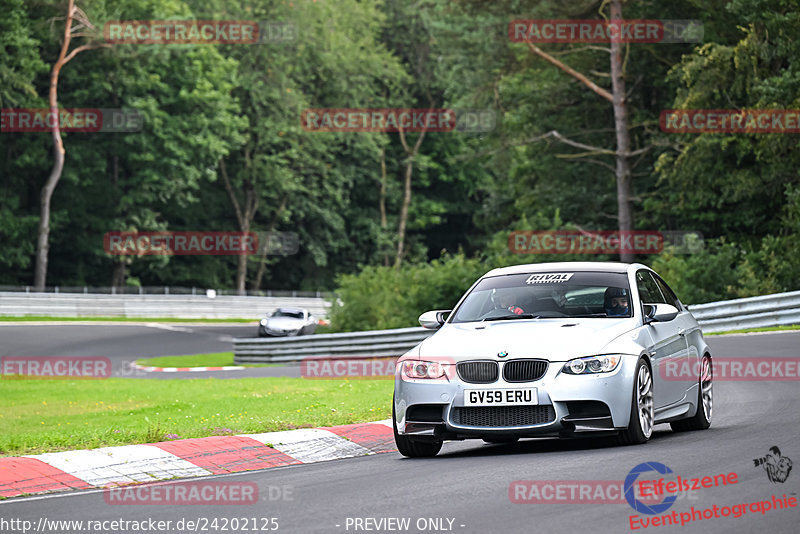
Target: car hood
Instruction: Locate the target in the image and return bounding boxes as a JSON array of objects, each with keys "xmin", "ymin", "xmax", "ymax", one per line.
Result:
[{"xmin": 413, "ymin": 318, "xmax": 638, "ymax": 363}]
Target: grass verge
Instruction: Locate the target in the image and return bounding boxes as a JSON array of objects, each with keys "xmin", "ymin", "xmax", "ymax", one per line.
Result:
[
  {"xmin": 136, "ymin": 353, "xmax": 279, "ymax": 368},
  {"xmin": 0, "ymin": 316, "xmax": 255, "ymax": 323},
  {"xmin": 706, "ymin": 324, "xmax": 800, "ymax": 335},
  {"xmin": 0, "ymin": 377, "xmax": 392, "ymax": 456}
]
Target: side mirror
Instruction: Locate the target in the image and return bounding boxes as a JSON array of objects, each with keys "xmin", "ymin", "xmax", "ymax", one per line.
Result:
[
  {"xmin": 419, "ymin": 310, "xmax": 451, "ymax": 329},
  {"xmin": 644, "ymin": 303, "xmax": 679, "ymax": 323}
]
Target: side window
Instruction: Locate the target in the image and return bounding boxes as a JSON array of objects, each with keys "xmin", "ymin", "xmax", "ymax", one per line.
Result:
[
  {"xmin": 636, "ymin": 270, "xmax": 667, "ymax": 305},
  {"xmin": 653, "ymin": 275, "xmax": 682, "ymax": 310}
]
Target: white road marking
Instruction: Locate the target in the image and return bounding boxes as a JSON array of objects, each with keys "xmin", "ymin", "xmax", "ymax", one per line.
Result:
[
  {"xmin": 27, "ymin": 445, "xmax": 211, "ymax": 487},
  {"xmin": 243, "ymin": 429, "xmax": 372, "ymax": 463}
]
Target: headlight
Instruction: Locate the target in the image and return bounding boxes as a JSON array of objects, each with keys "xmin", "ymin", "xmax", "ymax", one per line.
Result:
[
  {"xmin": 401, "ymin": 360, "xmax": 447, "ymax": 380},
  {"xmin": 260, "ymin": 319, "xmax": 268, "ymax": 326},
  {"xmin": 563, "ymin": 355, "xmax": 622, "ymax": 375}
]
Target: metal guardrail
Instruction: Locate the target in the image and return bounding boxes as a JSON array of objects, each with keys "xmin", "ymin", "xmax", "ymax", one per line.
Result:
[
  {"xmin": 0, "ymin": 285, "xmax": 331, "ymax": 298},
  {"xmin": 234, "ymin": 327, "xmax": 432, "ymax": 363},
  {"xmin": 0, "ymin": 292, "xmax": 330, "ymax": 319},
  {"xmin": 687, "ymin": 290, "xmax": 800, "ymax": 333},
  {"xmin": 233, "ymin": 290, "xmax": 800, "ymax": 363}
]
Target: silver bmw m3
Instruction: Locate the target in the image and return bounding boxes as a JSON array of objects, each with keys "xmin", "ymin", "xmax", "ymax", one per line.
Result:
[{"xmin": 393, "ymin": 262, "xmax": 713, "ymax": 457}]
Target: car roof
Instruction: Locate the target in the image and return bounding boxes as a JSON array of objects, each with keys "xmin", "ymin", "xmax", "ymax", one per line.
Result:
[{"xmin": 482, "ymin": 261, "xmax": 647, "ymax": 278}]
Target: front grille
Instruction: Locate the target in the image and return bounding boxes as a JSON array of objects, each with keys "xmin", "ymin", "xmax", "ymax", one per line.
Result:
[
  {"xmin": 451, "ymin": 405, "xmax": 556, "ymax": 427},
  {"xmin": 503, "ymin": 359, "xmax": 548, "ymax": 382},
  {"xmin": 457, "ymin": 361, "xmax": 498, "ymax": 383}
]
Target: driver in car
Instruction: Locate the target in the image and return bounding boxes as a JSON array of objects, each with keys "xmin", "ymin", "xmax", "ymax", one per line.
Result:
[
  {"xmin": 604, "ymin": 287, "xmax": 630, "ymax": 317},
  {"xmin": 495, "ymin": 290, "xmax": 525, "ymax": 315}
]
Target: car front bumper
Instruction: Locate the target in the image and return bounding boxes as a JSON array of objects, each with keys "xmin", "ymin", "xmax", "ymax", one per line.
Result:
[{"xmin": 394, "ymin": 355, "xmax": 639, "ymax": 439}]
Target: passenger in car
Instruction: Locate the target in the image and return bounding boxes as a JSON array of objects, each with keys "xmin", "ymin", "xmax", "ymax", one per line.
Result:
[{"xmin": 604, "ymin": 287, "xmax": 630, "ymax": 316}]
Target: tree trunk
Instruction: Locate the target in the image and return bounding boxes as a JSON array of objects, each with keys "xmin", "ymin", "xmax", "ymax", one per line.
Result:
[
  {"xmin": 219, "ymin": 156, "xmax": 258, "ymax": 295},
  {"xmin": 253, "ymin": 194, "xmax": 288, "ymax": 290},
  {"xmin": 379, "ymin": 147, "xmax": 389, "ymax": 266},
  {"xmin": 111, "ymin": 262, "xmax": 126, "ymax": 288},
  {"xmin": 34, "ymin": 132, "xmax": 65, "ymax": 290},
  {"xmin": 609, "ymin": 0, "xmax": 634, "ymax": 262},
  {"xmin": 395, "ymin": 156, "xmax": 413, "ymax": 267},
  {"xmin": 394, "ymin": 127, "xmax": 427, "ymax": 268}
]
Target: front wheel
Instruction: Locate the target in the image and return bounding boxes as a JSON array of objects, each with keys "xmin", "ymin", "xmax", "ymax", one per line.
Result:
[
  {"xmin": 671, "ymin": 354, "xmax": 712, "ymax": 432},
  {"xmin": 619, "ymin": 358, "xmax": 654, "ymax": 445},
  {"xmin": 393, "ymin": 400, "xmax": 442, "ymax": 457}
]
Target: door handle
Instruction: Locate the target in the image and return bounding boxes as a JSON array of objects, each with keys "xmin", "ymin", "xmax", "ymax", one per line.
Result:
[{"xmin": 678, "ymin": 328, "xmax": 686, "ymax": 337}]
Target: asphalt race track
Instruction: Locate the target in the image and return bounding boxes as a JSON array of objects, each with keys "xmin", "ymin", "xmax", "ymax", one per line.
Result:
[
  {"xmin": 0, "ymin": 324, "xmax": 300, "ymax": 378},
  {"xmin": 0, "ymin": 324, "xmax": 252, "ymax": 359},
  {"xmin": 1, "ymin": 329, "xmax": 798, "ymax": 533}
]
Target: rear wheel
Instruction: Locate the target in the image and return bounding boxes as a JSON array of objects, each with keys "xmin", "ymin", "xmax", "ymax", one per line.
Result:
[
  {"xmin": 619, "ymin": 358, "xmax": 654, "ymax": 445},
  {"xmin": 671, "ymin": 354, "xmax": 712, "ymax": 432},
  {"xmin": 393, "ymin": 400, "xmax": 443, "ymax": 458}
]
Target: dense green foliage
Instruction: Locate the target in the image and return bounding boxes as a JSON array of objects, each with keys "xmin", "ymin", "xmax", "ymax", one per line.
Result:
[{"xmin": 1, "ymin": 0, "xmax": 797, "ymax": 319}]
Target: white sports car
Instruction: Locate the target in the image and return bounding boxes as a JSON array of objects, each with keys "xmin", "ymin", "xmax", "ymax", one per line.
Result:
[
  {"xmin": 393, "ymin": 262, "xmax": 713, "ymax": 457},
  {"xmin": 258, "ymin": 307, "xmax": 318, "ymax": 337}
]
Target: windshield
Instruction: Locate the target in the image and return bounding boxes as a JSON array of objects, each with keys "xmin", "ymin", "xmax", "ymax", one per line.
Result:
[
  {"xmin": 450, "ymin": 271, "xmax": 632, "ymax": 323},
  {"xmin": 273, "ymin": 310, "xmax": 304, "ymax": 319}
]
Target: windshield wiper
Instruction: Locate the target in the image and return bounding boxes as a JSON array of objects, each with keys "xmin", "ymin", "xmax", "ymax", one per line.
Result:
[
  {"xmin": 568, "ymin": 313, "xmax": 609, "ymax": 318},
  {"xmin": 483, "ymin": 314, "xmax": 540, "ymax": 322}
]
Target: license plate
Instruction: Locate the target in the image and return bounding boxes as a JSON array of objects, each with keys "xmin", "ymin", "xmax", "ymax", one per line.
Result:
[{"xmin": 464, "ymin": 388, "xmax": 538, "ymax": 406}]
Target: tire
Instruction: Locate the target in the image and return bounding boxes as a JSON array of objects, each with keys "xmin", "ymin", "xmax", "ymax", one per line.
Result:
[
  {"xmin": 483, "ymin": 438, "xmax": 519, "ymax": 444},
  {"xmin": 671, "ymin": 354, "xmax": 712, "ymax": 432},
  {"xmin": 393, "ymin": 400, "xmax": 443, "ymax": 458},
  {"xmin": 619, "ymin": 358, "xmax": 654, "ymax": 445}
]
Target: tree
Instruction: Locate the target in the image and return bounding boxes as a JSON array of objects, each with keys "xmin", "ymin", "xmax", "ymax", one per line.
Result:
[
  {"xmin": 34, "ymin": 0, "xmax": 108, "ymax": 290},
  {"xmin": 214, "ymin": 0, "xmax": 407, "ymax": 292},
  {"xmin": 518, "ymin": 0, "xmax": 638, "ymax": 260}
]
